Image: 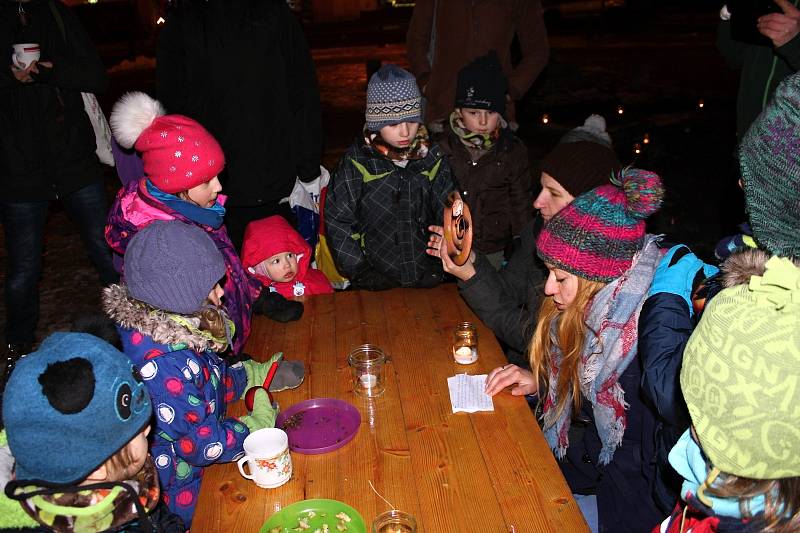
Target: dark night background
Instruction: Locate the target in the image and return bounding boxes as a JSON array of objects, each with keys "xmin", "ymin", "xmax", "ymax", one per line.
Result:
[{"xmin": 0, "ymin": 0, "xmax": 743, "ymax": 343}]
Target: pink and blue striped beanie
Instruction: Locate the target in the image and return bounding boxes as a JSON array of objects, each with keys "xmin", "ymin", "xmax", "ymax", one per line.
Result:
[{"xmin": 536, "ymin": 168, "xmax": 664, "ymax": 282}]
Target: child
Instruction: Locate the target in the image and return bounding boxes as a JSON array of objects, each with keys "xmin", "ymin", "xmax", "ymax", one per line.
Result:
[
  {"xmin": 324, "ymin": 64, "xmax": 455, "ymax": 290},
  {"xmin": 241, "ymin": 215, "xmax": 333, "ymax": 298},
  {"xmin": 2, "ymin": 332, "xmax": 183, "ymax": 532},
  {"xmin": 106, "ymin": 93, "xmax": 302, "ymax": 359},
  {"xmin": 656, "ymin": 255, "xmax": 800, "ymax": 532},
  {"xmin": 103, "ymin": 220, "xmax": 282, "ymax": 527},
  {"xmin": 437, "ymin": 51, "xmax": 532, "ymax": 268}
]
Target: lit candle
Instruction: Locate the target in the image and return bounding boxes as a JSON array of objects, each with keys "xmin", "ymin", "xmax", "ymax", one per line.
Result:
[
  {"xmin": 360, "ymin": 373, "xmax": 377, "ymax": 388},
  {"xmin": 454, "ymin": 346, "xmax": 475, "ymax": 364}
]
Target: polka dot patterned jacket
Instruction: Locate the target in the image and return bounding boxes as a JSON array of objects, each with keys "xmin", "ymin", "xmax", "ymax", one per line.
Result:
[{"xmin": 103, "ymin": 284, "xmax": 249, "ymax": 528}]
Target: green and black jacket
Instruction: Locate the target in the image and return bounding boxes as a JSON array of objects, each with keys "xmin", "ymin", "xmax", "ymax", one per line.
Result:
[{"xmin": 324, "ymin": 140, "xmax": 454, "ymax": 286}]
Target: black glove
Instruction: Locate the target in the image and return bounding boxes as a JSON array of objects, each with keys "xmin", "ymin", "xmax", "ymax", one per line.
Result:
[
  {"xmin": 350, "ymin": 267, "xmax": 399, "ymax": 291},
  {"xmin": 253, "ymin": 290, "xmax": 304, "ymax": 322}
]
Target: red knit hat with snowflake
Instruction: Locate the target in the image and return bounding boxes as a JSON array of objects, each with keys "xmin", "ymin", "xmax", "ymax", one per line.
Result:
[{"xmin": 110, "ymin": 92, "xmax": 225, "ymax": 194}]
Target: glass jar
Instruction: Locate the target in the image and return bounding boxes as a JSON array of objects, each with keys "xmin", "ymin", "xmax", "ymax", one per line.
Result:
[
  {"xmin": 348, "ymin": 344, "xmax": 386, "ymax": 397},
  {"xmin": 452, "ymin": 322, "xmax": 478, "ymax": 364},
  {"xmin": 372, "ymin": 510, "xmax": 417, "ymax": 533}
]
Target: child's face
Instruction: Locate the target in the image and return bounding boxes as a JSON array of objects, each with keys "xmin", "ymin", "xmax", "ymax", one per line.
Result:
[
  {"xmin": 121, "ymin": 425, "xmax": 151, "ymax": 481},
  {"xmin": 208, "ymin": 283, "xmax": 224, "ymax": 306},
  {"xmin": 458, "ymin": 108, "xmax": 501, "ymax": 135},
  {"xmin": 258, "ymin": 252, "xmax": 299, "ymax": 283},
  {"xmin": 534, "ymin": 172, "xmax": 575, "ymax": 221},
  {"xmin": 85, "ymin": 424, "xmax": 151, "ymax": 484},
  {"xmin": 379, "ymin": 121, "xmax": 420, "ymax": 149},
  {"xmin": 184, "ymin": 176, "xmax": 222, "ymax": 208}
]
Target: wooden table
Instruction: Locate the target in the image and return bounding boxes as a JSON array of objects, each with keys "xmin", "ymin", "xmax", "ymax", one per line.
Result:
[{"xmin": 193, "ymin": 285, "xmax": 588, "ymax": 532}]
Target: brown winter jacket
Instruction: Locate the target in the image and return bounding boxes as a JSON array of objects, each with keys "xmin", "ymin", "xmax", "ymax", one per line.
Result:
[
  {"xmin": 438, "ymin": 129, "xmax": 532, "ymax": 254},
  {"xmin": 406, "ymin": 0, "xmax": 549, "ymax": 125}
]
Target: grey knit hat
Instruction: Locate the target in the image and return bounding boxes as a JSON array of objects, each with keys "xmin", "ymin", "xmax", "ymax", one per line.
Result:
[
  {"xmin": 559, "ymin": 114, "xmax": 613, "ymax": 146},
  {"xmin": 739, "ymin": 71, "xmax": 800, "ymax": 259},
  {"xmin": 365, "ymin": 64, "xmax": 422, "ymax": 130},
  {"xmin": 125, "ymin": 220, "xmax": 226, "ymax": 314}
]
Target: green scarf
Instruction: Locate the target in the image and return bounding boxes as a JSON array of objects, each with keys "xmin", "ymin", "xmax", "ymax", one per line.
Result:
[{"xmin": 449, "ymin": 110, "xmax": 503, "ymax": 151}]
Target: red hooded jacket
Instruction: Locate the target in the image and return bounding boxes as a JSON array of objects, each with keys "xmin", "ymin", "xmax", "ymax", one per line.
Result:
[{"xmin": 241, "ymin": 216, "xmax": 333, "ymax": 298}]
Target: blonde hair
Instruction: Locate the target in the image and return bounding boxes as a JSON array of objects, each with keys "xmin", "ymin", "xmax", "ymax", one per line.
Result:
[
  {"xmin": 197, "ymin": 301, "xmax": 227, "ymax": 340},
  {"xmin": 705, "ymin": 474, "xmax": 800, "ymax": 532},
  {"xmin": 528, "ymin": 277, "xmax": 606, "ymax": 424}
]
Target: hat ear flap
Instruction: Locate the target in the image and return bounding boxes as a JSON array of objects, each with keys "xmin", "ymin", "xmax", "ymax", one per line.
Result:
[{"xmin": 110, "ymin": 91, "xmax": 165, "ymax": 149}]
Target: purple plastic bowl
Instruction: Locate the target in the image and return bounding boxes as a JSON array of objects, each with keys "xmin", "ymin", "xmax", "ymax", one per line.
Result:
[{"xmin": 275, "ymin": 398, "xmax": 361, "ymax": 454}]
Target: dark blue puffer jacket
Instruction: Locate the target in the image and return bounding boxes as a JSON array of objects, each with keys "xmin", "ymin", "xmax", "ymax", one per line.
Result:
[{"xmin": 638, "ymin": 246, "xmax": 723, "ymax": 514}]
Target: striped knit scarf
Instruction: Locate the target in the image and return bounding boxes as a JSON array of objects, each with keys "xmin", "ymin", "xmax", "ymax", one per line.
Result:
[
  {"xmin": 543, "ymin": 235, "xmax": 661, "ymax": 464},
  {"xmin": 364, "ymin": 124, "xmax": 430, "ymax": 162}
]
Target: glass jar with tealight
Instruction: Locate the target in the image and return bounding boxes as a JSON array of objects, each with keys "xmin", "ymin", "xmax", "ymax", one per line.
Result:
[
  {"xmin": 348, "ymin": 344, "xmax": 386, "ymax": 397},
  {"xmin": 452, "ymin": 322, "xmax": 478, "ymax": 364}
]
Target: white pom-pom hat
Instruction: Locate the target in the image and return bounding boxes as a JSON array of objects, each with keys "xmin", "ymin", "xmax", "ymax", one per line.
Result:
[{"xmin": 109, "ymin": 91, "xmax": 225, "ymax": 193}]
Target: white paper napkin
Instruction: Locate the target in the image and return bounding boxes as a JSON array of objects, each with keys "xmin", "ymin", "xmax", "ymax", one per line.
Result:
[{"xmin": 447, "ymin": 373, "xmax": 494, "ymax": 413}]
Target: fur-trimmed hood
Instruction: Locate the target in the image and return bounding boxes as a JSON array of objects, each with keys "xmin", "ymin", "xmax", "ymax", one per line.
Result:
[
  {"xmin": 718, "ymin": 247, "xmax": 800, "ymax": 288},
  {"xmin": 103, "ymin": 284, "xmax": 229, "ymax": 354}
]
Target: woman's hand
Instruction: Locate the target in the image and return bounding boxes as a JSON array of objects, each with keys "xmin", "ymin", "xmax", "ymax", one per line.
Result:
[
  {"xmin": 426, "ymin": 224, "xmax": 477, "ymax": 281},
  {"xmin": 485, "ymin": 364, "xmax": 538, "ymax": 397}
]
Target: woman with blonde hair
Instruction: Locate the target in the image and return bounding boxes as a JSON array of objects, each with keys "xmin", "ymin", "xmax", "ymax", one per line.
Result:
[{"xmin": 486, "ymin": 168, "xmax": 666, "ymax": 532}]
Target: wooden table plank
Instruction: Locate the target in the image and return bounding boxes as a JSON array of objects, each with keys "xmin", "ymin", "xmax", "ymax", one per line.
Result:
[{"xmin": 192, "ymin": 285, "xmax": 587, "ymax": 533}]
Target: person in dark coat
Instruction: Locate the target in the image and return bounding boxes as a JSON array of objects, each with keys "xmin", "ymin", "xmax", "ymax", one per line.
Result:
[
  {"xmin": 156, "ymin": 0, "xmax": 323, "ymax": 250},
  {"xmin": 0, "ymin": 0, "xmax": 117, "ymax": 382},
  {"xmin": 485, "ymin": 169, "xmax": 666, "ymax": 533},
  {"xmin": 437, "ymin": 51, "xmax": 532, "ymax": 269},
  {"xmin": 429, "ymin": 116, "xmax": 620, "ymax": 367},
  {"xmin": 717, "ymin": 0, "xmax": 800, "ymax": 139},
  {"xmin": 406, "ymin": 0, "xmax": 549, "ymax": 128}
]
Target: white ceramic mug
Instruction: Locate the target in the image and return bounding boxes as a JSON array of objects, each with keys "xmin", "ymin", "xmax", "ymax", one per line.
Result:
[
  {"xmin": 12, "ymin": 43, "xmax": 40, "ymax": 69},
  {"xmin": 236, "ymin": 428, "xmax": 292, "ymax": 488}
]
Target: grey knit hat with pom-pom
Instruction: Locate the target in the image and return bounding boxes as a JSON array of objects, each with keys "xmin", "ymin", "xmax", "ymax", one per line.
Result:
[{"xmin": 537, "ymin": 168, "xmax": 664, "ymax": 282}]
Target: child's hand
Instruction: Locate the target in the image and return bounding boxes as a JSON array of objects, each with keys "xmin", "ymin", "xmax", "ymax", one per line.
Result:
[
  {"xmin": 241, "ymin": 353, "xmax": 283, "ymax": 396},
  {"xmin": 426, "ymin": 225, "xmax": 444, "ymax": 253},
  {"xmin": 240, "ymin": 389, "xmax": 278, "ymax": 432}
]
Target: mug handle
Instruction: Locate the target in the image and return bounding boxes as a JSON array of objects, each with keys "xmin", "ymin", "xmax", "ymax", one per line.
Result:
[{"xmin": 237, "ymin": 456, "xmax": 254, "ymax": 480}]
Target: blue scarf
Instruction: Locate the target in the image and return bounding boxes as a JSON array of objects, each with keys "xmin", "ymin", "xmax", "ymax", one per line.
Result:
[
  {"xmin": 145, "ymin": 180, "xmax": 226, "ymax": 229},
  {"xmin": 543, "ymin": 235, "xmax": 661, "ymax": 464},
  {"xmin": 669, "ymin": 429, "xmax": 766, "ymax": 519}
]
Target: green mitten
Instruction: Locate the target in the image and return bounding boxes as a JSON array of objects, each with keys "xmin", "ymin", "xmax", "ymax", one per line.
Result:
[
  {"xmin": 241, "ymin": 352, "xmax": 283, "ymax": 398},
  {"xmin": 239, "ymin": 389, "xmax": 278, "ymax": 432},
  {"xmin": 241, "ymin": 352, "xmax": 305, "ymax": 396}
]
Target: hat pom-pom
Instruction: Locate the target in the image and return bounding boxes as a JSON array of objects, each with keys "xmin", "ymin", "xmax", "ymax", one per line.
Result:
[
  {"xmin": 110, "ymin": 92, "xmax": 165, "ymax": 149},
  {"xmin": 617, "ymin": 167, "xmax": 664, "ymax": 220},
  {"xmin": 582, "ymin": 114, "xmax": 607, "ymax": 134}
]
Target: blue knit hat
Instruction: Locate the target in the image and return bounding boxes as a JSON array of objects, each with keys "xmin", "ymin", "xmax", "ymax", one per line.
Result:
[
  {"xmin": 365, "ymin": 64, "xmax": 422, "ymax": 130},
  {"xmin": 3, "ymin": 333, "xmax": 151, "ymax": 484},
  {"xmin": 125, "ymin": 220, "xmax": 226, "ymax": 314}
]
